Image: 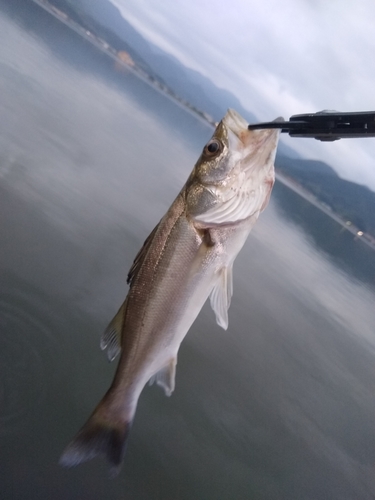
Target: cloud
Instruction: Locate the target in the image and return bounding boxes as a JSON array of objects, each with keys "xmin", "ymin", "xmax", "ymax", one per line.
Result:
[{"xmin": 110, "ymin": 0, "xmax": 375, "ymax": 190}]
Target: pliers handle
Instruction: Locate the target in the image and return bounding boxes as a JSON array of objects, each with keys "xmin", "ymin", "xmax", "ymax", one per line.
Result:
[{"xmin": 248, "ymin": 110, "xmax": 375, "ymax": 141}]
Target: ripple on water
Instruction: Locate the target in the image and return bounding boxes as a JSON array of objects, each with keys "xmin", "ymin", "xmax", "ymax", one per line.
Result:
[{"xmin": 0, "ymin": 294, "xmax": 60, "ymax": 433}]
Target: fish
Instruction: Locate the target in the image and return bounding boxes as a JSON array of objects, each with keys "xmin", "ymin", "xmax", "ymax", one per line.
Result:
[{"xmin": 60, "ymin": 109, "xmax": 282, "ymax": 474}]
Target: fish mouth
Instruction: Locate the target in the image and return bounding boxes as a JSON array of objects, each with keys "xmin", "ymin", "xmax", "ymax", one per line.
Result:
[
  {"xmin": 223, "ymin": 108, "xmax": 284, "ymax": 143},
  {"xmin": 223, "ymin": 109, "xmax": 283, "ymax": 168},
  {"xmin": 223, "ymin": 109, "xmax": 250, "ymax": 136}
]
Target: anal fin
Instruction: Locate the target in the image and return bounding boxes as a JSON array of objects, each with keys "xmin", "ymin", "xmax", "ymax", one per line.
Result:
[{"xmin": 149, "ymin": 357, "xmax": 177, "ymax": 397}]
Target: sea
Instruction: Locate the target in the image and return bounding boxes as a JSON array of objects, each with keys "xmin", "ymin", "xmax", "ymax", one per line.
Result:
[{"xmin": 1, "ymin": 1, "xmax": 375, "ymax": 499}]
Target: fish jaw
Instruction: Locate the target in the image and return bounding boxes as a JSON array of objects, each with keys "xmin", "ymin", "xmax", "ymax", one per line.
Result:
[
  {"xmin": 188, "ymin": 109, "xmax": 282, "ymax": 226},
  {"xmin": 223, "ymin": 109, "xmax": 282, "ymax": 175}
]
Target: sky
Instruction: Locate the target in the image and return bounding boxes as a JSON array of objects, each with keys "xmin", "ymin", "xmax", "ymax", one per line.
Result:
[{"xmin": 109, "ymin": 0, "xmax": 375, "ymax": 191}]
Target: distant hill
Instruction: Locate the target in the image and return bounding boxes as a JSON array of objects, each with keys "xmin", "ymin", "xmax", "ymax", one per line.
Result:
[
  {"xmin": 38, "ymin": 0, "xmax": 165, "ymax": 80},
  {"xmin": 132, "ymin": 46, "xmax": 259, "ymax": 124},
  {"xmin": 48, "ymin": 0, "xmax": 257, "ymax": 124},
  {"xmin": 276, "ymin": 156, "xmax": 375, "ymax": 237},
  {"xmin": 277, "ymin": 157, "xmax": 338, "ymax": 177}
]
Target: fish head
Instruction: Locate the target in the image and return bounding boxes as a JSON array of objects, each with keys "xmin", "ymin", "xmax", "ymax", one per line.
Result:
[{"xmin": 186, "ymin": 109, "xmax": 283, "ymax": 225}]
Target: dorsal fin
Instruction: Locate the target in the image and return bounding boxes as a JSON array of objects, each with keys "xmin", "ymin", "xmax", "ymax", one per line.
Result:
[
  {"xmin": 100, "ymin": 299, "xmax": 127, "ymax": 361},
  {"xmin": 127, "ymin": 222, "xmax": 160, "ymax": 286}
]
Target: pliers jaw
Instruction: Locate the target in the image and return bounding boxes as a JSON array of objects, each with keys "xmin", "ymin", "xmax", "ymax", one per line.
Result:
[{"xmin": 248, "ymin": 111, "xmax": 375, "ymax": 141}]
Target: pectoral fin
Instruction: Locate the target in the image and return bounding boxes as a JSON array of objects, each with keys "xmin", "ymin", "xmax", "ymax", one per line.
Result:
[
  {"xmin": 209, "ymin": 264, "xmax": 233, "ymax": 330},
  {"xmin": 149, "ymin": 357, "xmax": 177, "ymax": 396},
  {"xmin": 100, "ymin": 299, "xmax": 127, "ymax": 361}
]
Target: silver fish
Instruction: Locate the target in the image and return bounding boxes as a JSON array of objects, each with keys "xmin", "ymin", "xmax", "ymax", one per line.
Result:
[{"xmin": 60, "ymin": 109, "xmax": 281, "ymax": 473}]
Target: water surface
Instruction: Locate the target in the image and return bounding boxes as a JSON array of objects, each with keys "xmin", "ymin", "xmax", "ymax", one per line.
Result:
[{"xmin": 1, "ymin": 1, "xmax": 375, "ymax": 499}]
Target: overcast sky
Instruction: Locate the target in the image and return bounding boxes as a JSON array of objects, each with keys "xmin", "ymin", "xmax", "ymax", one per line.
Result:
[{"xmin": 110, "ymin": 0, "xmax": 375, "ymax": 191}]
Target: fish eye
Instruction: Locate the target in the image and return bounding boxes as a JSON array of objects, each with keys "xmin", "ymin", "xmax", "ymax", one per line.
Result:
[{"xmin": 203, "ymin": 139, "xmax": 223, "ymax": 157}]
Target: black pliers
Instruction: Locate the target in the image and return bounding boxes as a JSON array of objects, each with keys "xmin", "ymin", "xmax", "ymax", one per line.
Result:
[{"xmin": 248, "ymin": 110, "xmax": 375, "ymax": 141}]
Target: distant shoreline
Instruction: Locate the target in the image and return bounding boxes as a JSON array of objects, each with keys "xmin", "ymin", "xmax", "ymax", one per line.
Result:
[
  {"xmin": 31, "ymin": 0, "xmax": 216, "ymax": 128},
  {"xmin": 275, "ymin": 172, "xmax": 375, "ymax": 250}
]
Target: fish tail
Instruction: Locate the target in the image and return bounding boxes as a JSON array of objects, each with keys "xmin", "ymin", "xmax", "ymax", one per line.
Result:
[{"xmin": 59, "ymin": 405, "xmax": 133, "ymax": 475}]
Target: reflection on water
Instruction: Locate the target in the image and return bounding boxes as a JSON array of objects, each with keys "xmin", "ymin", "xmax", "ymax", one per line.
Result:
[{"xmin": 1, "ymin": 1, "xmax": 375, "ymax": 499}]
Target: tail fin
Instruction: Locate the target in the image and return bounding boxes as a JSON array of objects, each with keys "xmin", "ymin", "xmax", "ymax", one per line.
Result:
[{"xmin": 59, "ymin": 412, "xmax": 132, "ymax": 475}]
